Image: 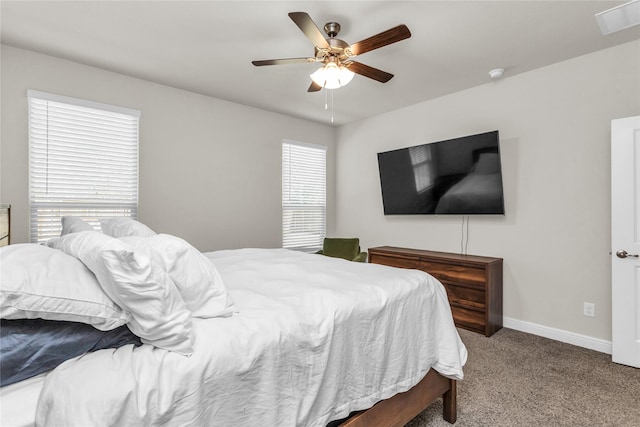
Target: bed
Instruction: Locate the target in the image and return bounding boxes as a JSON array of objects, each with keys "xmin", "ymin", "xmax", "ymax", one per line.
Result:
[{"xmin": 0, "ymin": 216, "xmax": 467, "ymax": 427}]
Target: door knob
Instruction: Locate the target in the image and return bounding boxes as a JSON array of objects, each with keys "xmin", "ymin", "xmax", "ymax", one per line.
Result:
[{"xmin": 616, "ymin": 250, "xmax": 639, "ymax": 259}]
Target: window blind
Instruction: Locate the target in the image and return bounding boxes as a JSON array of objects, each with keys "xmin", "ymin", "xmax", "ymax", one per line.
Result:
[
  {"xmin": 28, "ymin": 90, "xmax": 140, "ymax": 243},
  {"xmin": 282, "ymin": 141, "xmax": 326, "ymax": 251}
]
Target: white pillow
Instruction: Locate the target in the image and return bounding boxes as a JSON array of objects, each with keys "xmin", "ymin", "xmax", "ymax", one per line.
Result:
[
  {"xmin": 47, "ymin": 231, "xmax": 194, "ymax": 355},
  {"xmin": 0, "ymin": 244, "xmax": 129, "ymax": 330},
  {"xmin": 61, "ymin": 216, "xmax": 94, "ymax": 235},
  {"xmin": 120, "ymin": 234, "xmax": 235, "ymax": 318},
  {"xmin": 100, "ymin": 217, "xmax": 156, "ymax": 238}
]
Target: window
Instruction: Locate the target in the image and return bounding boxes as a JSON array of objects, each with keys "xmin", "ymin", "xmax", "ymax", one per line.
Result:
[
  {"xmin": 28, "ymin": 90, "xmax": 140, "ymax": 243},
  {"xmin": 282, "ymin": 140, "xmax": 326, "ymax": 251}
]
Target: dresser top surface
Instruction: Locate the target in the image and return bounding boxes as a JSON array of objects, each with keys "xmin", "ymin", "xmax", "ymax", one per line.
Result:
[{"xmin": 368, "ymin": 246, "xmax": 502, "ymax": 264}]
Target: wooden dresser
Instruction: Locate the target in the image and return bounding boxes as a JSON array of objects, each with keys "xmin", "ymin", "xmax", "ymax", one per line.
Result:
[{"xmin": 369, "ymin": 246, "xmax": 503, "ymax": 336}]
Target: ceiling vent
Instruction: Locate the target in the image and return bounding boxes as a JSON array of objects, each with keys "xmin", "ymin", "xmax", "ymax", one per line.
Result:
[{"xmin": 595, "ymin": 0, "xmax": 640, "ymax": 35}]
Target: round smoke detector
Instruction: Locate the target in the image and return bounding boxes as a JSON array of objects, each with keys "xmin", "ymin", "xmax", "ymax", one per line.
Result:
[{"xmin": 489, "ymin": 68, "xmax": 505, "ymax": 79}]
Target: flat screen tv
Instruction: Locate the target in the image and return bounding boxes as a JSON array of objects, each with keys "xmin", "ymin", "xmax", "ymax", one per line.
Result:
[{"xmin": 377, "ymin": 130, "xmax": 505, "ymax": 215}]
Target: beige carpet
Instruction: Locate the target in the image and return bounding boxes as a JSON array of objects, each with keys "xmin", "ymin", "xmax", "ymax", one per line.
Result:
[{"xmin": 406, "ymin": 328, "xmax": 640, "ymax": 427}]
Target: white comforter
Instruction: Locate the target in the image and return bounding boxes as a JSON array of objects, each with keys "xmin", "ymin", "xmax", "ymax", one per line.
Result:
[{"xmin": 35, "ymin": 248, "xmax": 467, "ymax": 427}]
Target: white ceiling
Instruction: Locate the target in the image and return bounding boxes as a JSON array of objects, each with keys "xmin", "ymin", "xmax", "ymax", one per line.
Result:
[{"xmin": 2, "ymin": 1, "xmax": 639, "ymax": 126}]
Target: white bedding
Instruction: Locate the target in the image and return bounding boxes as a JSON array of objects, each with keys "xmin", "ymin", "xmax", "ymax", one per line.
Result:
[
  {"xmin": 18, "ymin": 248, "xmax": 466, "ymax": 427},
  {"xmin": 0, "ymin": 373, "xmax": 46, "ymax": 427}
]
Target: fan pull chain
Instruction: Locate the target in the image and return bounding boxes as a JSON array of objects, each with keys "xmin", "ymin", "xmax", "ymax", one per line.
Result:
[
  {"xmin": 321, "ymin": 87, "xmax": 335, "ymax": 123},
  {"xmin": 331, "ymin": 89, "xmax": 334, "ymax": 124},
  {"xmin": 324, "ymin": 87, "xmax": 328, "ymax": 110}
]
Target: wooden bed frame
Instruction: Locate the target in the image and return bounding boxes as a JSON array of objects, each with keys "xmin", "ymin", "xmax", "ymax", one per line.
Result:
[{"xmin": 336, "ymin": 368, "xmax": 457, "ymax": 426}]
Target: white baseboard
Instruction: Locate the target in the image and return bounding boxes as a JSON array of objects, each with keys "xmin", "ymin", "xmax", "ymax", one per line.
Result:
[{"xmin": 503, "ymin": 317, "xmax": 612, "ymax": 355}]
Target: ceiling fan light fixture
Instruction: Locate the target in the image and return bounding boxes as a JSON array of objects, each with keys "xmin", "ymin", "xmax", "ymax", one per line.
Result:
[{"xmin": 310, "ymin": 62, "xmax": 355, "ymax": 89}]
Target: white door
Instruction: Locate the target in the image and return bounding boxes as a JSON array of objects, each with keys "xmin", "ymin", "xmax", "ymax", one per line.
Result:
[{"xmin": 611, "ymin": 115, "xmax": 640, "ymax": 368}]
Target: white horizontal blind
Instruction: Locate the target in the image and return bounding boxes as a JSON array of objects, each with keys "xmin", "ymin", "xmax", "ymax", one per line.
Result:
[
  {"xmin": 28, "ymin": 90, "xmax": 140, "ymax": 243},
  {"xmin": 282, "ymin": 141, "xmax": 326, "ymax": 251}
]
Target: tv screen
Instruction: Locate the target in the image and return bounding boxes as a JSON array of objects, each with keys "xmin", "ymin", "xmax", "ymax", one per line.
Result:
[{"xmin": 377, "ymin": 130, "xmax": 505, "ymax": 215}]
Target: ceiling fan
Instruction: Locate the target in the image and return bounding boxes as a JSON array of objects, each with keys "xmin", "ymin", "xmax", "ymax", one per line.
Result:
[{"xmin": 251, "ymin": 12, "xmax": 411, "ymax": 92}]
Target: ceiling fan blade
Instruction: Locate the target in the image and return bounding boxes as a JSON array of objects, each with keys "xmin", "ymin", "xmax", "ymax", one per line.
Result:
[
  {"xmin": 346, "ymin": 61, "xmax": 394, "ymax": 83},
  {"xmin": 308, "ymin": 81, "xmax": 323, "ymax": 92},
  {"xmin": 348, "ymin": 24, "xmax": 411, "ymax": 56},
  {"xmin": 252, "ymin": 58, "xmax": 315, "ymax": 66},
  {"xmin": 288, "ymin": 12, "xmax": 330, "ymax": 49}
]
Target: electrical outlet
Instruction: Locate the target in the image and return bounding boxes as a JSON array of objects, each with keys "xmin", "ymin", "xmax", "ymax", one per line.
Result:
[{"xmin": 584, "ymin": 302, "xmax": 595, "ymax": 317}]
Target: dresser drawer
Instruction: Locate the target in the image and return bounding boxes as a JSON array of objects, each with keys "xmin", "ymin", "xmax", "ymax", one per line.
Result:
[
  {"xmin": 444, "ymin": 284, "xmax": 485, "ymax": 310},
  {"xmin": 450, "ymin": 305, "xmax": 485, "ymax": 333},
  {"xmin": 369, "ymin": 254, "xmax": 420, "ymax": 269},
  {"xmin": 420, "ymin": 261, "xmax": 486, "ymax": 288}
]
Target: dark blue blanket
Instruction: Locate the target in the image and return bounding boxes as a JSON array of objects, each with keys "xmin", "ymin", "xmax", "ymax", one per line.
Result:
[{"xmin": 1, "ymin": 318, "xmax": 141, "ymax": 387}]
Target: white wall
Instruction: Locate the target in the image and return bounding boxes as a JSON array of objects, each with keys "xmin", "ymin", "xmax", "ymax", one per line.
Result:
[
  {"xmin": 334, "ymin": 40, "xmax": 640, "ymax": 343},
  {"xmin": 0, "ymin": 45, "xmax": 335, "ymax": 251}
]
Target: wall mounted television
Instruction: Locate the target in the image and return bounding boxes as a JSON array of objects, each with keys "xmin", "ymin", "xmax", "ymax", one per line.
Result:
[{"xmin": 377, "ymin": 130, "xmax": 505, "ymax": 215}]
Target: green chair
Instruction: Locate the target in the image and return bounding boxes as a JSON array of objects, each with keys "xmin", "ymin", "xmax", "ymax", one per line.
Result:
[{"xmin": 316, "ymin": 238, "xmax": 367, "ymax": 262}]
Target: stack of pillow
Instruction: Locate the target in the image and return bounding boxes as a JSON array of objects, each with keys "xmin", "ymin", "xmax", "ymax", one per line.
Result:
[{"xmin": 0, "ymin": 217, "xmax": 236, "ymax": 385}]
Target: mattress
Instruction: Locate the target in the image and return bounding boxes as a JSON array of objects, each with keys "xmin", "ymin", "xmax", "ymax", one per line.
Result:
[{"xmin": 2, "ymin": 248, "xmax": 467, "ymax": 427}]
